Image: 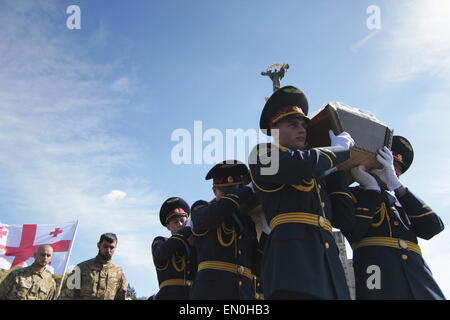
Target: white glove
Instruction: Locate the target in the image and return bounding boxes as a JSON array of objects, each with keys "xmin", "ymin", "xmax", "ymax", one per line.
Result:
[
  {"xmin": 329, "ymin": 130, "xmax": 355, "ymax": 150},
  {"xmin": 350, "ymin": 165, "xmax": 380, "ymax": 191},
  {"xmin": 370, "ymin": 147, "xmax": 403, "ymax": 191},
  {"xmin": 185, "ymin": 218, "xmax": 191, "ymax": 228}
]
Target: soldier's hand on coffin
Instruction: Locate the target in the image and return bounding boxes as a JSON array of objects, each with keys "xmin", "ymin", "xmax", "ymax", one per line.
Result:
[
  {"xmin": 351, "ymin": 165, "xmax": 380, "ymax": 192},
  {"xmin": 371, "ymin": 147, "xmax": 403, "ymax": 191},
  {"xmin": 226, "ymin": 186, "xmax": 254, "ymax": 205},
  {"xmin": 329, "ymin": 130, "xmax": 355, "ymax": 150}
]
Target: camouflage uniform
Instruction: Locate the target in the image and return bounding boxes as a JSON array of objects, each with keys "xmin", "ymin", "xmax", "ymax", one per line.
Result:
[
  {"xmin": 59, "ymin": 255, "xmax": 127, "ymax": 300},
  {"xmin": 0, "ymin": 266, "xmax": 56, "ymax": 300}
]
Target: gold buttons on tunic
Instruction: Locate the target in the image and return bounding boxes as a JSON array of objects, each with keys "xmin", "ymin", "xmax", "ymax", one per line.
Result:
[
  {"xmin": 238, "ymin": 281, "xmax": 243, "ymax": 286},
  {"xmin": 238, "ymin": 249, "xmax": 242, "ymax": 255},
  {"xmin": 401, "ymin": 254, "xmax": 408, "ymax": 260},
  {"xmin": 399, "ymin": 240, "xmax": 408, "ymax": 250},
  {"xmin": 394, "ymin": 221, "xmax": 400, "ymax": 226},
  {"xmin": 237, "ymin": 266, "xmax": 245, "ymax": 275},
  {"xmin": 318, "ymin": 216, "xmax": 326, "ymax": 228},
  {"xmin": 324, "ymin": 242, "xmax": 330, "ymax": 249},
  {"xmin": 321, "ymin": 202, "xmax": 325, "ymax": 208},
  {"xmin": 238, "ymin": 235, "xmax": 242, "ymax": 240}
]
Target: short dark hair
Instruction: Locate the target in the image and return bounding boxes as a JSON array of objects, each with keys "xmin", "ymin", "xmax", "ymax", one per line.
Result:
[{"xmin": 99, "ymin": 233, "xmax": 117, "ymax": 244}]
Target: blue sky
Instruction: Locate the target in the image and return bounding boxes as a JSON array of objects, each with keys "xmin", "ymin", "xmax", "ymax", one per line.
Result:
[{"xmin": 1, "ymin": 0, "xmax": 449, "ymax": 298}]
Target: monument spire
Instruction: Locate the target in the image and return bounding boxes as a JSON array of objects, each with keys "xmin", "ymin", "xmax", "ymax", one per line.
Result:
[{"xmin": 261, "ymin": 63, "xmax": 290, "ymax": 92}]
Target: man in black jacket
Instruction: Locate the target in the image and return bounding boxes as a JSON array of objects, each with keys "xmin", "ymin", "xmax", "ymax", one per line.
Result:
[
  {"xmin": 249, "ymin": 85, "xmax": 356, "ymax": 299},
  {"xmin": 152, "ymin": 197, "xmax": 197, "ymax": 300},
  {"xmin": 190, "ymin": 160, "xmax": 262, "ymax": 300},
  {"xmin": 347, "ymin": 136, "xmax": 445, "ymax": 299}
]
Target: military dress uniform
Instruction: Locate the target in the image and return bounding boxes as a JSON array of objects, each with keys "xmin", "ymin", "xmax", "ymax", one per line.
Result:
[
  {"xmin": 59, "ymin": 255, "xmax": 127, "ymax": 300},
  {"xmin": 253, "ymin": 231, "xmax": 268, "ymax": 300},
  {"xmin": 152, "ymin": 197, "xmax": 197, "ymax": 300},
  {"xmin": 0, "ymin": 265, "xmax": 56, "ymax": 300},
  {"xmin": 249, "ymin": 86, "xmax": 355, "ymax": 299},
  {"xmin": 345, "ymin": 136, "xmax": 445, "ymax": 300},
  {"xmin": 190, "ymin": 161, "xmax": 261, "ymax": 300}
]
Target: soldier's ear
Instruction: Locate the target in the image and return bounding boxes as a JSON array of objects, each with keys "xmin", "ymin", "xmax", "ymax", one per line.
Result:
[{"xmin": 97, "ymin": 242, "xmax": 101, "ymax": 250}]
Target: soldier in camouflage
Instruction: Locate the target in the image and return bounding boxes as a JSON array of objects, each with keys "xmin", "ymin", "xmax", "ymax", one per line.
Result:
[
  {"xmin": 59, "ymin": 233, "xmax": 127, "ymax": 300},
  {"xmin": 0, "ymin": 244, "xmax": 56, "ymax": 300}
]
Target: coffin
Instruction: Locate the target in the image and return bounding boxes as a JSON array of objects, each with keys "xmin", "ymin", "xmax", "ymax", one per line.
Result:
[{"xmin": 307, "ymin": 102, "xmax": 393, "ymax": 171}]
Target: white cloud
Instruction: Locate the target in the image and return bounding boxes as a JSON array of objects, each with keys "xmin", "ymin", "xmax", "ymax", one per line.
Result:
[
  {"xmin": 380, "ymin": 1, "xmax": 450, "ymax": 213},
  {"xmin": 112, "ymin": 77, "xmax": 132, "ymax": 94},
  {"xmin": 395, "ymin": 90, "xmax": 450, "ymax": 213},
  {"xmin": 2, "ymin": 0, "xmax": 58, "ymax": 16},
  {"xmin": 374, "ymin": 2, "xmax": 450, "ymax": 298},
  {"xmin": 103, "ymin": 190, "xmax": 128, "ymax": 202},
  {"xmin": 0, "ymin": 2, "xmax": 163, "ymax": 296},
  {"xmin": 380, "ymin": 0, "xmax": 450, "ymax": 83}
]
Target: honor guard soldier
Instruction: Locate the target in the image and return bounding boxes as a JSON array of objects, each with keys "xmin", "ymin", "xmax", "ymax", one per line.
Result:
[
  {"xmin": 347, "ymin": 136, "xmax": 445, "ymax": 299},
  {"xmin": 249, "ymin": 85, "xmax": 356, "ymax": 299},
  {"xmin": 151, "ymin": 197, "xmax": 197, "ymax": 300},
  {"xmin": 59, "ymin": 233, "xmax": 127, "ymax": 300},
  {"xmin": 0, "ymin": 245, "xmax": 56, "ymax": 300},
  {"xmin": 190, "ymin": 160, "xmax": 261, "ymax": 300}
]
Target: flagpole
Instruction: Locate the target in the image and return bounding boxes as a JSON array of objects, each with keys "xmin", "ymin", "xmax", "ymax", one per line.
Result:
[{"xmin": 56, "ymin": 220, "xmax": 79, "ymax": 299}]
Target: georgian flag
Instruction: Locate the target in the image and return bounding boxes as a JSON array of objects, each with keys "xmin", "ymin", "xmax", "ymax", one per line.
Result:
[{"xmin": 0, "ymin": 221, "xmax": 78, "ymax": 276}]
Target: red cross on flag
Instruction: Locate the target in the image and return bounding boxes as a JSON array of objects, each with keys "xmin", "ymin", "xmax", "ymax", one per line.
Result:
[{"xmin": 0, "ymin": 221, "xmax": 78, "ymax": 276}]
